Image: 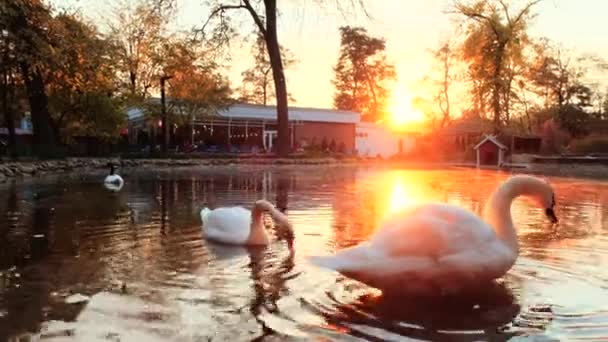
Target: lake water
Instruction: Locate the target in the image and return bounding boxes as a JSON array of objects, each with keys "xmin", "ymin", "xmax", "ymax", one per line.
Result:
[{"xmin": 0, "ymin": 165, "xmax": 607, "ymax": 341}]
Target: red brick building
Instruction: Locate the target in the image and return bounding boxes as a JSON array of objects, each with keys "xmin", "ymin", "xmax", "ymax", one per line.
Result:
[{"xmin": 127, "ymin": 102, "xmax": 360, "ymax": 153}]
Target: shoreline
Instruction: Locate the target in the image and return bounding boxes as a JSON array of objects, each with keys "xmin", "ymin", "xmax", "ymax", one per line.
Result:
[{"xmin": 1, "ymin": 157, "xmax": 607, "ymax": 182}]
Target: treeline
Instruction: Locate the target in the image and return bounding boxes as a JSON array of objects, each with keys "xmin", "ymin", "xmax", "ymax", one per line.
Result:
[
  {"xmin": 0, "ymin": 0, "xmax": 234, "ymax": 158},
  {"xmin": 419, "ymin": 0, "xmax": 608, "ymax": 151},
  {"xmin": 1, "ymin": 0, "xmax": 359, "ymax": 158},
  {"xmin": 328, "ymin": 0, "xmax": 608, "ymax": 154}
]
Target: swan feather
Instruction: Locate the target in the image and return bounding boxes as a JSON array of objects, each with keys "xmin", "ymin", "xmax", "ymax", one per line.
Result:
[
  {"xmin": 309, "ymin": 203, "xmax": 516, "ymax": 291},
  {"xmin": 200, "ymin": 206, "xmax": 254, "ymax": 245}
]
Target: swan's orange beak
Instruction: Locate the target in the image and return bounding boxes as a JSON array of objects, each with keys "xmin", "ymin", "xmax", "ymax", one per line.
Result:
[{"xmin": 545, "ymin": 208, "xmax": 558, "ymax": 224}]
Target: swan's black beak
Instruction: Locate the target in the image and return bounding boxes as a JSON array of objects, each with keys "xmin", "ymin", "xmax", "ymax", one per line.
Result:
[{"xmin": 545, "ymin": 208, "xmax": 558, "ymax": 224}]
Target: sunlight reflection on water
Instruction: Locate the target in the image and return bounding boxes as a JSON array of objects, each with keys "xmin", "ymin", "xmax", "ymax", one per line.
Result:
[{"xmin": 0, "ymin": 166, "xmax": 607, "ymax": 341}]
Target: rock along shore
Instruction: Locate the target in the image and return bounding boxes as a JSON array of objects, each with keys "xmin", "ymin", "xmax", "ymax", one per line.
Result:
[
  {"xmin": 1, "ymin": 157, "xmax": 607, "ymax": 183},
  {"xmin": 0, "ymin": 157, "xmax": 368, "ymax": 183}
]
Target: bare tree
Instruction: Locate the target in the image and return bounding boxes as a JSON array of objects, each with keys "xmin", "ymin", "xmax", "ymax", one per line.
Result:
[
  {"xmin": 239, "ymin": 32, "xmax": 297, "ymax": 106},
  {"xmin": 430, "ymin": 42, "xmax": 455, "ymax": 128},
  {"xmin": 200, "ymin": 0, "xmax": 368, "ymax": 156}
]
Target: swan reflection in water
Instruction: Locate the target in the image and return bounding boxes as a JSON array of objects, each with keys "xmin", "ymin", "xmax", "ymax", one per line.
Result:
[
  {"xmin": 205, "ymin": 240, "xmax": 298, "ymax": 340},
  {"xmin": 309, "ymin": 280, "xmax": 520, "ymax": 341}
]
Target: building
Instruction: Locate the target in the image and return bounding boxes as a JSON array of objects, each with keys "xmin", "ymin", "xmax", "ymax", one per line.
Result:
[
  {"xmin": 431, "ymin": 117, "xmax": 542, "ymax": 162},
  {"xmin": 127, "ymin": 102, "xmax": 360, "ymax": 153},
  {"xmin": 355, "ymin": 122, "xmax": 416, "ymax": 158},
  {"xmin": 434, "ymin": 117, "xmax": 492, "ymax": 153},
  {"xmin": 0, "ymin": 118, "xmax": 33, "ymax": 148},
  {"xmin": 474, "ymin": 134, "xmax": 508, "ymax": 167}
]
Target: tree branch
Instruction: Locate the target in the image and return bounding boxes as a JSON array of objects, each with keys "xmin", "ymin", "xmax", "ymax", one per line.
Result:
[
  {"xmin": 450, "ymin": 3, "xmax": 500, "ymax": 38},
  {"xmin": 498, "ymin": 0, "xmax": 511, "ymax": 24},
  {"xmin": 199, "ymin": 4, "xmax": 246, "ymax": 34},
  {"xmin": 242, "ymin": 0, "xmax": 267, "ymax": 37},
  {"xmin": 511, "ymin": 0, "xmax": 541, "ymax": 25}
]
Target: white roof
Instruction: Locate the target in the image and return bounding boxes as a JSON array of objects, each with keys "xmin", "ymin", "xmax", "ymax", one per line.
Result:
[
  {"xmin": 0, "ymin": 127, "xmax": 32, "ymax": 135},
  {"xmin": 126, "ymin": 101, "xmax": 360, "ymax": 124},
  {"xmin": 127, "ymin": 107, "xmax": 145, "ymax": 121},
  {"xmin": 219, "ymin": 103, "xmax": 360, "ymax": 123},
  {"xmin": 356, "ymin": 121, "xmax": 384, "ymax": 129},
  {"xmin": 474, "ymin": 134, "xmax": 508, "ymax": 150}
]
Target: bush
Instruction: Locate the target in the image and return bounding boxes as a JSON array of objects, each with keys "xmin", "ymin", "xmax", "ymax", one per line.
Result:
[
  {"xmin": 329, "ymin": 139, "xmax": 336, "ymax": 152},
  {"xmin": 540, "ymin": 118, "xmax": 570, "ymax": 154},
  {"xmin": 309, "ymin": 137, "xmax": 319, "ymax": 151},
  {"xmin": 321, "ymin": 137, "xmax": 328, "ymax": 151},
  {"xmin": 569, "ymin": 135, "xmax": 608, "ymax": 155}
]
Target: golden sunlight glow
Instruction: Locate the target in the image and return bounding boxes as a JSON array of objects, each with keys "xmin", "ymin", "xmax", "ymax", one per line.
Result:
[
  {"xmin": 387, "ymin": 177, "xmax": 415, "ymax": 214},
  {"xmin": 388, "ymin": 91, "xmax": 426, "ymax": 128}
]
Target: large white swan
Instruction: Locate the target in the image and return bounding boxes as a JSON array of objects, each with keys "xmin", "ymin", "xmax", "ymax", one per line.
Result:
[
  {"xmin": 309, "ymin": 175, "xmax": 558, "ymax": 294},
  {"xmin": 200, "ymin": 200, "xmax": 292, "ymax": 246},
  {"xmin": 103, "ymin": 163, "xmax": 124, "ymax": 192}
]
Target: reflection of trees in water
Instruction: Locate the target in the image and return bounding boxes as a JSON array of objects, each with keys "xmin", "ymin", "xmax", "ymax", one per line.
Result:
[
  {"xmin": 275, "ymin": 172, "xmax": 290, "ymax": 212},
  {"xmin": 0, "ymin": 184, "xmax": 114, "ymax": 340},
  {"xmin": 180, "ymin": 169, "xmax": 297, "ymax": 210},
  {"xmin": 514, "ymin": 181, "xmax": 608, "ymax": 263},
  {"xmin": 0, "ymin": 185, "xmax": 19, "ymax": 269},
  {"xmin": 2, "ymin": 167, "xmax": 604, "ymax": 340},
  {"xmin": 247, "ymin": 245, "xmax": 297, "ymax": 341},
  {"xmin": 0, "ymin": 168, "xmax": 303, "ymax": 339}
]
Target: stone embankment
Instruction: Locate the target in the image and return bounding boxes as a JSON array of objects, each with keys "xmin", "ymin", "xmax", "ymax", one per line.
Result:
[
  {"xmin": 0, "ymin": 157, "xmax": 363, "ymax": 182},
  {"xmin": 3, "ymin": 157, "xmax": 605, "ymax": 183}
]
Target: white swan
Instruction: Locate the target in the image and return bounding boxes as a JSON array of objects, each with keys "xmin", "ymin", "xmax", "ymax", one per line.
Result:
[
  {"xmin": 103, "ymin": 164, "xmax": 124, "ymax": 192},
  {"xmin": 200, "ymin": 200, "xmax": 292, "ymax": 246},
  {"xmin": 309, "ymin": 175, "xmax": 558, "ymax": 294}
]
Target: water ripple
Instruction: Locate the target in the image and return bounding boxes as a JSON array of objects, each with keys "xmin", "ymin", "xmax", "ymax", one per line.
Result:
[{"xmin": 0, "ymin": 167, "xmax": 606, "ymax": 341}]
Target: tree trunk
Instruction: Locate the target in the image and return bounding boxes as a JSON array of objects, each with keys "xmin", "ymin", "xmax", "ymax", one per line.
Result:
[
  {"xmin": 160, "ymin": 76, "xmax": 169, "ymax": 155},
  {"xmin": 21, "ymin": 63, "xmax": 56, "ymax": 157},
  {"xmin": 263, "ymin": 77, "xmax": 267, "ymax": 106},
  {"xmin": 441, "ymin": 53, "xmax": 450, "ymax": 128},
  {"xmin": 264, "ymin": 0, "xmax": 290, "ymax": 156},
  {"xmin": 1, "ymin": 69, "xmax": 18, "ymax": 160},
  {"xmin": 492, "ymin": 44, "xmax": 506, "ymax": 133},
  {"xmin": 130, "ymin": 71, "xmax": 137, "ymax": 95},
  {"xmin": 504, "ymin": 65, "xmax": 515, "ymax": 124}
]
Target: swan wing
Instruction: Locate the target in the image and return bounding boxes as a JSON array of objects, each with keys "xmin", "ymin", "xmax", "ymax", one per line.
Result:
[
  {"xmin": 370, "ymin": 203, "xmax": 497, "ymax": 258},
  {"xmin": 311, "ymin": 204, "xmax": 497, "ymax": 272},
  {"xmin": 201, "ymin": 207, "xmax": 252, "ymax": 245},
  {"xmin": 310, "ymin": 203, "xmax": 515, "ymax": 289}
]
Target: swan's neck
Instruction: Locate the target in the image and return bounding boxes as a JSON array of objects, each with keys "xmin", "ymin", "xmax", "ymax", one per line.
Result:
[
  {"xmin": 248, "ymin": 209, "xmax": 269, "ymax": 245},
  {"xmin": 484, "ymin": 177, "xmax": 542, "ymax": 253}
]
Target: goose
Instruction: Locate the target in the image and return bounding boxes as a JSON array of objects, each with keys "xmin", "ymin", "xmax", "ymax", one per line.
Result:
[
  {"xmin": 309, "ymin": 175, "xmax": 558, "ymax": 294},
  {"xmin": 103, "ymin": 163, "xmax": 124, "ymax": 192},
  {"xmin": 200, "ymin": 200, "xmax": 292, "ymax": 246}
]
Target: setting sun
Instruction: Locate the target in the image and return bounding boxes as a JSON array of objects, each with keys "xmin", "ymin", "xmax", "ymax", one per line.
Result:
[{"xmin": 388, "ymin": 92, "xmax": 426, "ymax": 129}]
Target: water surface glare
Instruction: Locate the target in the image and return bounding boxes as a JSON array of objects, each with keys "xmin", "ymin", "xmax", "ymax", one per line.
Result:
[{"xmin": 1, "ymin": 166, "xmax": 607, "ymax": 341}]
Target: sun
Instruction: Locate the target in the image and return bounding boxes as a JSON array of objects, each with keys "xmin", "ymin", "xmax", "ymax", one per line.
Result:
[{"xmin": 388, "ymin": 92, "xmax": 426, "ymax": 128}]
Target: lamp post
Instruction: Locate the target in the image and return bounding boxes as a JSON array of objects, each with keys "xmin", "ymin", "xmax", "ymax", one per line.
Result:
[{"xmin": 160, "ymin": 75, "xmax": 173, "ymax": 156}]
